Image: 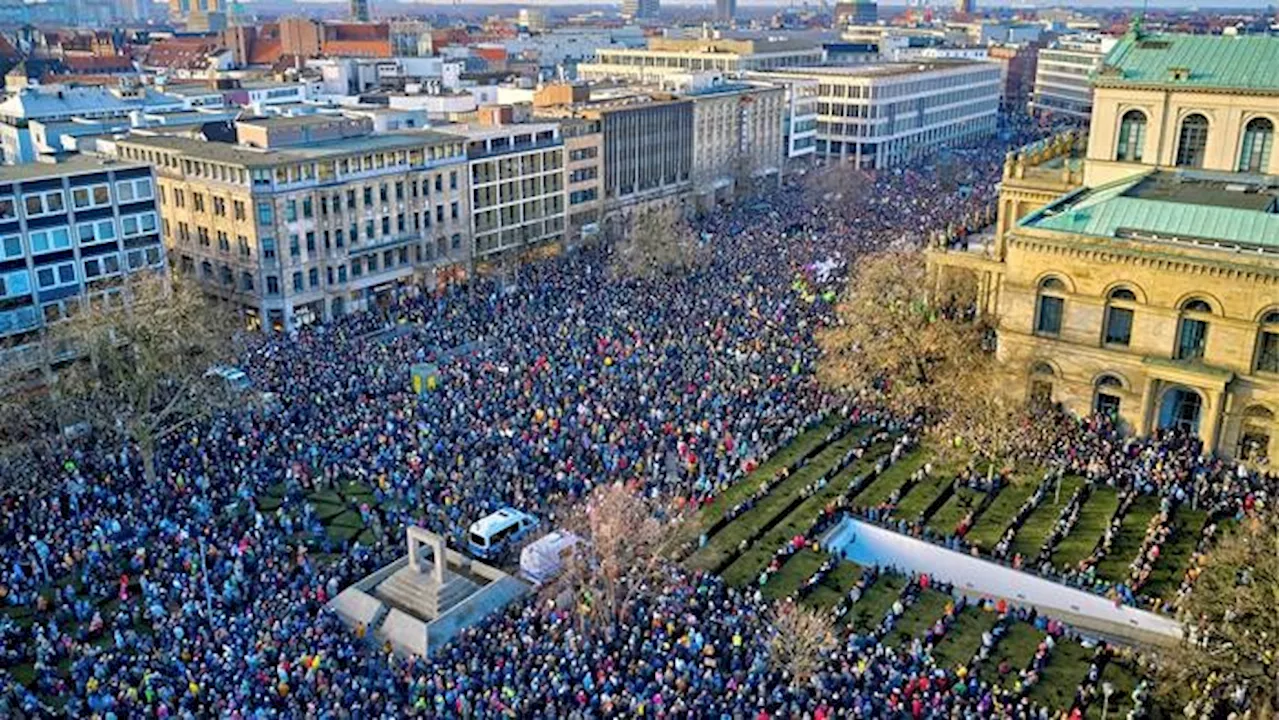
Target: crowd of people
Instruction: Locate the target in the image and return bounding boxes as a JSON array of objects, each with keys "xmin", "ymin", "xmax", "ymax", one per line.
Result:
[{"xmin": 0, "ymin": 117, "xmax": 1253, "ymax": 717}]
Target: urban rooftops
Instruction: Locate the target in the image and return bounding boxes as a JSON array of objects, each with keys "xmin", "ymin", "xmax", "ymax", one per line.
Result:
[{"xmin": 0, "ymin": 155, "xmax": 144, "ymax": 183}]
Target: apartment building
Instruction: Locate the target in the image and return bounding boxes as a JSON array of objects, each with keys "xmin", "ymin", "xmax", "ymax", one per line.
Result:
[
  {"xmin": 453, "ymin": 122, "xmax": 567, "ymax": 261},
  {"xmin": 118, "ymin": 116, "xmax": 470, "ymax": 331},
  {"xmin": 0, "ymin": 156, "xmax": 163, "ymax": 367},
  {"xmin": 757, "ymin": 61, "xmax": 1000, "ymax": 168},
  {"xmin": 743, "ymin": 71, "xmax": 819, "ymax": 161}
]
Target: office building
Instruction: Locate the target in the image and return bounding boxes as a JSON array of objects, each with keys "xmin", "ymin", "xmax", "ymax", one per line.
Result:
[
  {"xmin": 559, "ymin": 117, "xmax": 604, "ymax": 244},
  {"xmin": 350, "ymin": 0, "xmax": 370, "ymax": 22},
  {"xmin": 1029, "ymin": 35, "xmax": 1118, "ymax": 121},
  {"xmin": 954, "ymin": 0, "xmax": 975, "ymax": 16},
  {"xmin": 168, "ymin": 0, "xmax": 225, "ymax": 31},
  {"xmin": 715, "ymin": 0, "xmax": 737, "ymax": 24},
  {"xmin": 0, "ymin": 157, "xmax": 164, "ymax": 367},
  {"xmin": 988, "ymin": 43, "xmax": 1040, "ymax": 113},
  {"xmin": 743, "ymin": 72, "xmax": 818, "ymax": 161},
  {"xmin": 687, "ymin": 82, "xmax": 786, "ymax": 203},
  {"xmin": 833, "ymin": 1, "xmax": 877, "ymax": 26},
  {"xmin": 620, "ymin": 0, "xmax": 659, "ymax": 21},
  {"xmin": 928, "ymin": 31, "xmax": 1279, "ymax": 463},
  {"xmin": 118, "ymin": 116, "xmax": 471, "ymax": 331},
  {"xmin": 756, "ymin": 61, "xmax": 1000, "ymax": 168},
  {"xmin": 582, "ymin": 36, "xmax": 825, "ymax": 82},
  {"xmin": 454, "ymin": 122, "xmax": 566, "ymax": 261}
]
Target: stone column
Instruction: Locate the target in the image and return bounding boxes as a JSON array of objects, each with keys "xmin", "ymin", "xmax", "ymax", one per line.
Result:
[
  {"xmin": 1137, "ymin": 377, "xmax": 1158, "ymax": 437},
  {"xmin": 1202, "ymin": 389, "xmax": 1226, "ymax": 455}
]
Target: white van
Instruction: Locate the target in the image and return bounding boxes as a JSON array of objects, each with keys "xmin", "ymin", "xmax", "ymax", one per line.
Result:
[{"xmin": 468, "ymin": 508, "xmax": 537, "ymax": 559}]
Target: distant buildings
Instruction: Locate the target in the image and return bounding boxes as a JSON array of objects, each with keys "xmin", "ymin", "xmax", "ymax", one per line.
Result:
[
  {"xmin": 833, "ymin": 1, "xmax": 877, "ymax": 27},
  {"xmin": 988, "ymin": 43, "xmax": 1040, "ymax": 113},
  {"xmin": 168, "ymin": 0, "xmax": 226, "ymax": 32},
  {"xmin": 350, "ymin": 0, "xmax": 371, "ymax": 23},
  {"xmin": 0, "ymin": 157, "xmax": 163, "ymax": 366},
  {"xmin": 754, "ymin": 61, "xmax": 1000, "ymax": 168},
  {"xmin": 1029, "ymin": 35, "xmax": 1118, "ymax": 121}
]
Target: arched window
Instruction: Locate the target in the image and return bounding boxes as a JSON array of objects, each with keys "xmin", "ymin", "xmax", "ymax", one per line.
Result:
[
  {"xmin": 1115, "ymin": 110, "xmax": 1147, "ymax": 162},
  {"xmin": 1094, "ymin": 374, "xmax": 1124, "ymax": 416},
  {"xmin": 1176, "ymin": 298, "xmax": 1212, "ymax": 360},
  {"xmin": 1175, "ymin": 114, "xmax": 1209, "ymax": 168},
  {"xmin": 1238, "ymin": 118, "xmax": 1274, "ymax": 173},
  {"xmin": 1029, "ymin": 362, "xmax": 1055, "ymax": 406},
  {"xmin": 1254, "ymin": 310, "xmax": 1278, "ymax": 374},
  {"xmin": 1103, "ymin": 287, "xmax": 1137, "ymax": 347},
  {"xmin": 1035, "ymin": 277, "xmax": 1066, "ymax": 336}
]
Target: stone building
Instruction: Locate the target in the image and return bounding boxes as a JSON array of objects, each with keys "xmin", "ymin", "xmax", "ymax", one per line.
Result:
[{"xmin": 929, "ymin": 30, "xmax": 1279, "ymax": 464}]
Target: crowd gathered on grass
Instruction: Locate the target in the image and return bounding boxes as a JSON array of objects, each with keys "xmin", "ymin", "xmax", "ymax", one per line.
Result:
[{"xmin": 0, "ymin": 115, "xmax": 1268, "ymax": 718}]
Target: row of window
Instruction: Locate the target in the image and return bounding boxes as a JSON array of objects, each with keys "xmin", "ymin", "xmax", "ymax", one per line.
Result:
[
  {"xmin": 1116, "ymin": 111, "xmax": 1273, "ymax": 172},
  {"xmin": 0, "ymin": 212, "xmax": 157, "ymax": 259},
  {"xmin": 0, "ymin": 178, "xmax": 153, "ymax": 223},
  {"xmin": 1035, "ymin": 280, "xmax": 1279, "ymax": 373}
]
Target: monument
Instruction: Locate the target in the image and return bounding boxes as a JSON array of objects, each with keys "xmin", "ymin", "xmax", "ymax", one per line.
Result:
[{"xmin": 329, "ymin": 527, "xmax": 529, "ymax": 656}]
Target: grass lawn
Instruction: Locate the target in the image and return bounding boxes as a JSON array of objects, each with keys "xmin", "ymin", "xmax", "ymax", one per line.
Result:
[
  {"xmin": 846, "ymin": 573, "xmax": 906, "ymax": 632},
  {"xmin": 1008, "ymin": 476, "xmax": 1086, "ymax": 561},
  {"xmin": 1084, "ymin": 662, "xmax": 1140, "ymax": 720},
  {"xmin": 851, "ymin": 449, "xmax": 929, "ymax": 506},
  {"xmin": 690, "ymin": 429, "xmax": 868, "ymax": 573},
  {"xmin": 891, "ymin": 468, "xmax": 951, "ymax": 521},
  {"xmin": 696, "ymin": 416, "xmax": 842, "ymax": 528},
  {"xmin": 1051, "ymin": 487, "xmax": 1121, "ymax": 570},
  {"xmin": 885, "ymin": 588, "xmax": 951, "ymax": 647},
  {"xmin": 1027, "ymin": 639, "xmax": 1095, "ymax": 711},
  {"xmin": 762, "ymin": 548, "xmax": 828, "ymax": 600},
  {"xmin": 932, "ymin": 606, "xmax": 999, "ymax": 670},
  {"xmin": 1141, "ymin": 507, "xmax": 1207, "ymax": 601},
  {"xmin": 981, "ymin": 621, "xmax": 1045, "ymax": 689},
  {"xmin": 966, "ymin": 478, "xmax": 1042, "ymax": 551},
  {"xmin": 804, "ymin": 558, "xmax": 862, "ymax": 610},
  {"xmin": 1093, "ymin": 496, "xmax": 1161, "ymax": 583},
  {"xmin": 719, "ymin": 442, "xmax": 889, "ymax": 586},
  {"xmin": 927, "ymin": 487, "xmax": 985, "ymax": 538}
]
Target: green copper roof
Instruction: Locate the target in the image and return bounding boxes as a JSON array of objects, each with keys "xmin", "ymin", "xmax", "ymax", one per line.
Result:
[
  {"xmin": 1022, "ymin": 171, "xmax": 1279, "ymax": 249},
  {"xmin": 1094, "ymin": 32, "xmax": 1279, "ymax": 93}
]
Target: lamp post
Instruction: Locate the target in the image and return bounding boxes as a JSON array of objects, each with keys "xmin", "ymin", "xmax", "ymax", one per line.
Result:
[{"xmin": 1101, "ymin": 680, "xmax": 1115, "ymax": 720}]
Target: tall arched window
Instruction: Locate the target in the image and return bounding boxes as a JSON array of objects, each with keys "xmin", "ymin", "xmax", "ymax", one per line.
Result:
[
  {"xmin": 1115, "ymin": 110, "xmax": 1147, "ymax": 162},
  {"xmin": 1176, "ymin": 298, "xmax": 1212, "ymax": 360},
  {"xmin": 1175, "ymin": 114, "xmax": 1210, "ymax": 168},
  {"xmin": 1029, "ymin": 361, "xmax": 1055, "ymax": 407},
  {"xmin": 1103, "ymin": 287, "xmax": 1137, "ymax": 347},
  {"xmin": 1238, "ymin": 118, "xmax": 1274, "ymax": 173},
  {"xmin": 1035, "ymin": 277, "xmax": 1066, "ymax": 336},
  {"xmin": 1254, "ymin": 310, "xmax": 1278, "ymax": 374}
]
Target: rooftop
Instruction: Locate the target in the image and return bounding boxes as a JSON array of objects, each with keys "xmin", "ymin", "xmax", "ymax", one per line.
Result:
[
  {"xmin": 775, "ymin": 60, "xmax": 988, "ymax": 79},
  {"xmin": 1021, "ymin": 170, "xmax": 1279, "ymax": 250},
  {"xmin": 0, "ymin": 156, "xmax": 144, "ymax": 183},
  {"xmin": 120, "ymin": 128, "xmax": 464, "ymax": 167},
  {"xmin": 1095, "ymin": 31, "xmax": 1279, "ymax": 93}
]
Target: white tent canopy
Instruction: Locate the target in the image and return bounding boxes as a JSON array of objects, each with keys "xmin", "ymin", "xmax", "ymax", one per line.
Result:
[{"xmin": 519, "ymin": 531, "xmax": 580, "ymax": 585}]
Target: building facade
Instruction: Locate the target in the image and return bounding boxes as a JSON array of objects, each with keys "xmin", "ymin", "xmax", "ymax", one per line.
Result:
[
  {"xmin": 688, "ymin": 83, "xmax": 785, "ymax": 204},
  {"xmin": 456, "ymin": 123, "xmax": 566, "ymax": 263},
  {"xmin": 560, "ymin": 117, "xmax": 604, "ymax": 245},
  {"xmin": 930, "ymin": 31, "xmax": 1279, "ymax": 464},
  {"xmin": 988, "ymin": 42, "xmax": 1040, "ymax": 113},
  {"xmin": 715, "ymin": 0, "xmax": 737, "ymax": 23},
  {"xmin": 1028, "ymin": 35, "xmax": 1117, "ymax": 121},
  {"xmin": 119, "ymin": 118, "xmax": 471, "ymax": 332},
  {"xmin": 0, "ymin": 157, "xmax": 164, "ymax": 367},
  {"xmin": 757, "ymin": 61, "xmax": 1000, "ymax": 168},
  {"xmin": 620, "ymin": 0, "xmax": 659, "ymax": 21},
  {"xmin": 585, "ymin": 37, "xmax": 825, "ymax": 80}
]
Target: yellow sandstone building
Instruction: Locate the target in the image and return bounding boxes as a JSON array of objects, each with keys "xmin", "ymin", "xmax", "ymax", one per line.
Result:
[{"xmin": 930, "ymin": 30, "xmax": 1279, "ymax": 465}]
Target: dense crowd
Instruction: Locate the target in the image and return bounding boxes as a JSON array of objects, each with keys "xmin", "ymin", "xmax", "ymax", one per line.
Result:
[{"xmin": 0, "ymin": 119, "xmax": 1221, "ymax": 717}]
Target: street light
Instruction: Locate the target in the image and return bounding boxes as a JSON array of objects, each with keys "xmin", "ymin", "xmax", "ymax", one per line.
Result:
[{"xmin": 1101, "ymin": 680, "xmax": 1115, "ymax": 720}]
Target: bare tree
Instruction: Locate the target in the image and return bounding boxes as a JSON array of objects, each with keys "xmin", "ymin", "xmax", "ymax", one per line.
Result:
[
  {"xmin": 767, "ymin": 601, "xmax": 837, "ymax": 688},
  {"xmin": 1157, "ymin": 515, "xmax": 1278, "ymax": 716},
  {"xmin": 802, "ymin": 160, "xmax": 869, "ymax": 221},
  {"xmin": 815, "ymin": 250, "xmax": 1033, "ymax": 475},
  {"xmin": 46, "ymin": 272, "xmax": 238, "ymax": 482},
  {"xmin": 553, "ymin": 482, "xmax": 692, "ymax": 638},
  {"xmin": 611, "ymin": 204, "xmax": 704, "ymax": 280}
]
